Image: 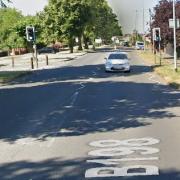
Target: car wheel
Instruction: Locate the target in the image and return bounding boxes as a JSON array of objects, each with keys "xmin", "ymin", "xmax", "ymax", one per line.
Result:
[{"xmin": 124, "ymin": 70, "xmax": 131, "ymax": 73}]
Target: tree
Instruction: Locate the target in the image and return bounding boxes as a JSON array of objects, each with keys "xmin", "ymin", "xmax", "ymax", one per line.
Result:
[
  {"xmin": 13, "ymin": 15, "xmax": 43, "ymax": 49},
  {"xmin": 83, "ymin": 0, "xmax": 122, "ymax": 46},
  {"xmin": 0, "ymin": 8, "xmax": 23, "ymax": 50},
  {"xmin": 0, "ymin": 0, "xmax": 11, "ymax": 8},
  {"xmin": 152, "ymin": 0, "xmax": 180, "ymax": 47},
  {"xmin": 42, "ymin": 0, "xmax": 93, "ymax": 52},
  {"xmin": 42, "ymin": 0, "xmax": 122, "ymax": 52}
]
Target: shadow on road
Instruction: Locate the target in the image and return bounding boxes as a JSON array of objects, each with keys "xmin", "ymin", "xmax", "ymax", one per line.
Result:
[
  {"xmin": 0, "ymin": 61, "xmax": 179, "ymax": 142},
  {"xmin": 0, "ymin": 157, "xmax": 180, "ymax": 179},
  {"xmin": 8, "ymin": 63, "xmax": 152, "ymax": 86}
]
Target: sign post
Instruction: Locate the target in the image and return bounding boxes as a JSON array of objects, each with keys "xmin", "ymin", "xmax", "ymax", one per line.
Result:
[{"xmin": 173, "ymin": 0, "xmax": 177, "ymax": 71}]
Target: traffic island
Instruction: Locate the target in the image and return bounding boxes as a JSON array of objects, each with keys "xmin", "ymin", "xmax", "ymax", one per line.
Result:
[{"xmin": 137, "ymin": 50, "xmax": 180, "ymax": 89}]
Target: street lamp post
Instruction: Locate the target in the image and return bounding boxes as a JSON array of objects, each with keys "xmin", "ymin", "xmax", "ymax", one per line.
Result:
[{"xmin": 173, "ymin": 0, "xmax": 177, "ymax": 71}]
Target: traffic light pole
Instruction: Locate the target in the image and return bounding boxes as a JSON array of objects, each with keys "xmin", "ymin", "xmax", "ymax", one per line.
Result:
[
  {"xmin": 33, "ymin": 43, "xmax": 38, "ymax": 68},
  {"xmin": 173, "ymin": 0, "xmax": 177, "ymax": 71}
]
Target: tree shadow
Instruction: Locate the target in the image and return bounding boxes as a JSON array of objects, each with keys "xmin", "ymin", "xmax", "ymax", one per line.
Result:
[
  {"xmin": 0, "ymin": 157, "xmax": 180, "ymax": 179},
  {"xmin": 7, "ymin": 63, "xmax": 152, "ymax": 86},
  {"xmin": 0, "ymin": 75, "xmax": 179, "ymax": 142}
]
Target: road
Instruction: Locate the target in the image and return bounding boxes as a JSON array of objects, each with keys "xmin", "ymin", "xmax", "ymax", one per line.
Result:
[{"xmin": 0, "ymin": 47, "xmax": 180, "ymax": 180}]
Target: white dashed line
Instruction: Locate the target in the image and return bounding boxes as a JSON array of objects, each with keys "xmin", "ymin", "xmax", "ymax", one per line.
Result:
[
  {"xmin": 77, "ymin": 82, "xmax": 86, "ymax": 90},
  {"xmin": 70, "ymin": 92, "xmax": 79, "ymax": 106}
]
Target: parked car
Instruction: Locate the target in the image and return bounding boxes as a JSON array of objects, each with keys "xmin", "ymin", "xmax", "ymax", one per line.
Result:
[
  {"xmin": 135, "ymin": 41, "xmax": 144, "ymax": 50},
  {"xmin": 123, "ymin": 41, "xmax": 129, "ymax": 47},
  {"xmin": 37, "ymin": 47, "xmax": 59, "ymax": 54},
  {"xmin": 105, "ymin": 52, "xmax": 130, "ymax": 72}
]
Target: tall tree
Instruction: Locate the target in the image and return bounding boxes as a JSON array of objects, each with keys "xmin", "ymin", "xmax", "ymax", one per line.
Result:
[
  {"xmin": 42, "ymin": 0, "xmax": 122, "ymax": 52},
  {"xmin": 152, "ymin": 0, "xmax": 180, "ymax": 46}
]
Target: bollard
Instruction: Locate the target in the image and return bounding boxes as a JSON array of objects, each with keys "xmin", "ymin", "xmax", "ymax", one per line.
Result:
[
  {"xmin": 46, "ymin": 55, "xmax": 49, "ymax": 66},
  {"xmin": 31, "ymin": 57, "xmax": 34, "ymax": 69},
  {"xmin": 36, "ymin": 58, "xmax": 38, "ymax": 69},
  {"xmin": 12, "ymin": 57, "xmax": 15, "ymax": 67}
]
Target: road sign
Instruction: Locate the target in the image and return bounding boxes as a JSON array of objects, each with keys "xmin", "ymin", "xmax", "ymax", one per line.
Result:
[{"xmin": 169, "ymin": 19, "xmax": 180, "ymax": 29}]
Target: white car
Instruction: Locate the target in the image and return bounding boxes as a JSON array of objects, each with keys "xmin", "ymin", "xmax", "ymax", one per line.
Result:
[
  {"xmin": 105, "ymin": 52, "xmax": 130, "ymax": 72},
  {"xmin": 135, "ymin": 41, "xmax": 144, "ymax": 50}
]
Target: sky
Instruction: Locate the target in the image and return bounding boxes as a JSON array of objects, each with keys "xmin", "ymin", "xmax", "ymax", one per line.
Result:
[
  {"xmin": 9, "ymin": 0, "xmax": 159, "ymax": 34},
  {"xmin": 107, "ymin": 0, "xmax": 159, "ymax": 33}
]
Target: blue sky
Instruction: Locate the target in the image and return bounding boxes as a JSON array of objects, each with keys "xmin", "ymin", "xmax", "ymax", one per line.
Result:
[{"xmin": 9, "ymin": 0, "xmax": 159, "ymax": 33}]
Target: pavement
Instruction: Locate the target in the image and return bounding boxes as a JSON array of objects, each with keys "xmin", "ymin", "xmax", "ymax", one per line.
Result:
[
  {"xmin": 0, "ymin": 47, "xmax": 180, "ymax": 179},
  {"xmin": 0, "ymin": 50, "xmax": 87, "ymax": 72}
]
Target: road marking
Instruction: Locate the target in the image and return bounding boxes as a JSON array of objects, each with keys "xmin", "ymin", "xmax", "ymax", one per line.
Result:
[
  {"xmin": 86, "ymin": 137, "xmax": 160, "ymax": 178},
  {"xmin": 77, "ymin": 82, "xmax": 85, "ymax": 90},
  {"xmin": 88, "ymin": 147, "xmax": 159, "ymax": 157},
  {"xmin": 85, "ymin": 165, "xmax": 159, "ymax": 178},
  {"xmin": 87, "ymin": 157, "xmax": 159, "ymax": 165},
  {"xmin": 89, "ymin": 138, "xmax": 160, "ymax": 148},
  {"xmin": 70, "ymin": 92, "xmax": 79, "ymax": 106}
]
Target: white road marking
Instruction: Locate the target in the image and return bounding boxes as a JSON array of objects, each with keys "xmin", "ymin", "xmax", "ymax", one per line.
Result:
[
  {"xmin": 88, "ymin": 147, "xmax": 159, "ymax": 157},
  {"xmin": 86, "ymin": 138, "xmax": 160, "ymax": 178},
  {"xmin": 70, "ymin": 92, "xmax": 79, "ymax": 106},
  {"xmin": 77, "ymin": 82, "xmax": 85, "ymax": 90},
  {"xmin": 89, "ymin": 138, "xmax": 160, "ymax": 148},
  {"xmin": 47, "ymin": 83, "xmax": 85, "ymax": 147},
  {"xmin": 85, "ymin": 165, "xmax": 159, "ymax": 178},
  {"xmin": 87, "ymin": 157, "xmax": 159, "ymax": 165}
]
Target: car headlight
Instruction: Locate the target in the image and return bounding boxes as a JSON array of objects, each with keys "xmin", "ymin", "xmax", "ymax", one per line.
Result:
[
  {"xmin": 124, "ymin": 62, "xmax": 130, "ymax": 66},
  {"xmin": 106, "ymin": 62, "xmax": 112, "ymax": 67}
]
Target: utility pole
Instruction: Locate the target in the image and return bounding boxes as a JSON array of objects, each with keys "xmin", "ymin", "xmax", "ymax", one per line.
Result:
[
  {"xmin": 143, "ymin": 0, "xmax": 145, "ymax": 51},
  {"xmin": 149, "ymin": 9, "xmax": 153, "ymax": 53},
  {"xmin": 173, "ymin": 0, "xmax": 177, "ymax": 71},
  {"xmin": 135, "ymin": 10, "xmax": 138, "ymax": 42}
]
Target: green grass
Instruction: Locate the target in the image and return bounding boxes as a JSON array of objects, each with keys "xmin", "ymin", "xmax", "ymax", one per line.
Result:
[
  {"xmin": 0, "ymin": 71, "xmax": 29, "ymax": 84},
  {"xmin": 137, "ymin": 50, "xmax": 180, "ymax": 89}
]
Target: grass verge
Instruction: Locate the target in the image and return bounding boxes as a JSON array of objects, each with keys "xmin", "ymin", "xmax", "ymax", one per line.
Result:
[
  {"xmin": 137, "ymin": 50, "xmax": 180, "ymax": 89},
  {"xmin": 0, "ymin": 71, "xmax": 30, "ymax": 84}
]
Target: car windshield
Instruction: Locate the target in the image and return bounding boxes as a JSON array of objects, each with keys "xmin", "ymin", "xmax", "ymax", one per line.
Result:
[
  {"xmin": 108, "ymin": 54, "xmax": 128, "ymax": 60},
  {"xmin": 137, "ymin": 43, "xmax": 144, "ymax": 46}
]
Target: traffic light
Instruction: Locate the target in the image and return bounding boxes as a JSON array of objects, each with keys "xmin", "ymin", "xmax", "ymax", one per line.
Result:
[
  {"xmin": 26, "ymin": 26, "xmax": 35, "ymax": 42},
  {"xmin": 155, "ymin": 29, "xmax": 160, "ymax": 42}
]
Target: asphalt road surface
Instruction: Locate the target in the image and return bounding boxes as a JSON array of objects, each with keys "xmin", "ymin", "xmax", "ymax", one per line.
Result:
[{"xmin": 0, "ymin": 47, "xmax": 180, "ymax": 180}]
